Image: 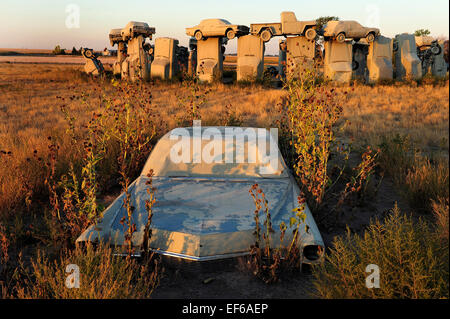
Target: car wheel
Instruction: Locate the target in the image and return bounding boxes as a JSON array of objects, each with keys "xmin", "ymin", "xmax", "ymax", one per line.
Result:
[
  {"xmin": 336, "ymin": 32, "xmax": 346, "ymax": 43},
  {"xmin": 305, "ymin": 28, "xmax": 317, "ymax": 40},
  {"xmin": 226, "ymin": 29, "xmax": 236, "ymax": 40},
  {"xmin": 83, "ymin": 49, "xmax": 93, "ymax": 59},
  {"xmin": 260, "ymin": 29, "xmax": 272, "ymax": 42},
  {"xmin": 195, "ymin": 31, "xmax": 203, "ymax": 41},
  {"xmin": 431, "ymin": 45, "xmax": 442, "ymax": 55},
  {"xmin": 366, "ymin": 32, "xmax": 375, "ymax": 43}
]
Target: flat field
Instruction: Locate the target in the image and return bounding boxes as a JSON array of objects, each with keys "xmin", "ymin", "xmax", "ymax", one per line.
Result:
[{"xmin": 0, "ymin": 62, "xmax": 448, "ymax": 298}]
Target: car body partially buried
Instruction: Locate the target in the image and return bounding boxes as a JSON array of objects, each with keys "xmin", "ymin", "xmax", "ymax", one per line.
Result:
[{"xmin": 76, "ymin": 126, "xmax": 325, "ymax": 263}]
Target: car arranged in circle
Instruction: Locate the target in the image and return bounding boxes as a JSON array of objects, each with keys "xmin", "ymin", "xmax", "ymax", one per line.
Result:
[
  {"xmin": 324, "ymin": 20, "xmax": 380, "ymax": 43},
  {"xmin": 186, "ymin": 19, "xmax": 250, "ymax": 41}
]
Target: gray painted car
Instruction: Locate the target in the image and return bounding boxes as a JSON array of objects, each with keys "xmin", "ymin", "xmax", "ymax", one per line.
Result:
[{"xmin": 76, "ymin": 127, "xmax": 325, "ymax": 263}]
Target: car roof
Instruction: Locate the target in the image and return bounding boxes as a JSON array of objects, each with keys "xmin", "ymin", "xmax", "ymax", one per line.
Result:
[
  {"xmin": 124, "ymin": 21, "xmax": 150, "ymax": 28},
  {"xmin": 200, "ymin": 19, "xmax": 231, "ymax": 26},
  {"xmin": 141, "ymin": 126, "xmax": 289, "ymax": 178}
]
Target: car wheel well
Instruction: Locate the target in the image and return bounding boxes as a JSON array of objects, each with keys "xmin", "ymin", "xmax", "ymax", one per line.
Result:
[
  {"xmin": 260, "ymin": 28, "xmax": 272, "ymax": 36},
  {"xmin": 194, "ymin": 30, "xmax": 203, "ymax": 40},
  {"xmin": 259, "ymin": 28, "xmax": 272, "ymax": 42},
  {"xmin": 335, "ymin": 32, "xmax": 346, "ymax": 42},
  {"xmin": 225, "ymin": 28, "xmax": 236, "ymax": 38}
]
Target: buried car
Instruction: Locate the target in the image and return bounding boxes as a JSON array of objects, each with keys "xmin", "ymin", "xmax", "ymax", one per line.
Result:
[
  {"xmin": 324, "ymin": 20, "xmax": 380, "ymax": 43},
  {"xmin": 186, "ymin": 19, "xmax": 249, "ymax": 41},
  {"xmin": 76, "ymin": 126, "xmax": 325, "ymax": 263}
]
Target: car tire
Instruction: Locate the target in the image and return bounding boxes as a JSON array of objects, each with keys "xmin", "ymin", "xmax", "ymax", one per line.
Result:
[
  {"xmin": 366, "ymin": 32, "xmax": 375, "ymax": 43},
  {"xmin": 305, "ymin": 28, "xmax": 317, "ymax": 40},
  {"xmin": 260, "ymin": 29, "xmax": 272, "ymax": 42},
  {"xmin": 226, "ymin": 29, "xmax": 236, "ymax": 40},
  {"xmin": 336, "ymin": 33, "xmax": 346, "ymax": 43},
  {"xmin": 431, "ymin": 45, "xmax": 442, "ymax": 55},
  {"xmin": 83, "ymin": 49, "xmax": 93, "ymax": 59},
  {"xmin": 195, "ymin": 31, "xmax": 203, "ymax": 41}
]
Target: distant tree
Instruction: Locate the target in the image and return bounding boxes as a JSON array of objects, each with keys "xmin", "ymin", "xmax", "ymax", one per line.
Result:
[
  {"xmin": 71, "ymin": 46, "xmax": 80, "ymax": 55},
  {"xmin": 316, "ymin": 16, "xmax": 339, "ymax": 32},
  {"xmin": 52, "ymin": 45, "xmax": 66, "ymax": 55},
  {"xmin": 415, "ymin": 29, "xmax": 431, "ymax": 36}
]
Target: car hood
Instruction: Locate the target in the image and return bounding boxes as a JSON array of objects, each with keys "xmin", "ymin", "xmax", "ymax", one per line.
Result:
[
  {"xmin": 85, "ymin": 176, "xmax": 295, "ymax": 237},
  {"xmin": 76, "ymin": 175, "xmax": 324, "ymax": 259}
]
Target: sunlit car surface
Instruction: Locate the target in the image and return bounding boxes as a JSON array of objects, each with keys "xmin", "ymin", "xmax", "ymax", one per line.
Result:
[
  {"xmin": 186, "ymin": 19, "xmax": 249, "ymax": 41},
  {"xmin": 324, "ymin": 20, "xmax": 380, "ymax": 43},
  {"xmin": 77, "ymin": 127, "xmax": 325, "ymax": 263}
]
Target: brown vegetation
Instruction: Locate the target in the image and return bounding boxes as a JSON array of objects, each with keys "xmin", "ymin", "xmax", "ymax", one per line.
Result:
[{"xmin": 0, "ymin": 62, "xmax": 448, "ymax": 298}]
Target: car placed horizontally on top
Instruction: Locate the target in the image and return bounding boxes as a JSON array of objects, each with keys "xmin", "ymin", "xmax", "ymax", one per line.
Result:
[
  {"xmin": 324, "ymin": 20, "xmax": 380, "ymax": 43},
  {"xmin": 186, "ymin": 19, "xmax": 250, "ymax": 41},
  {"xmin": 76, "ymin": 126, "xmax": 325, "ymax": 263},
  {"xmin": 250, "ymin": 11, "xmax": 317, "ymax": 42},
  {"xmin": 121, "ymin": 21, "xmax": 156, "ymax": 42}
]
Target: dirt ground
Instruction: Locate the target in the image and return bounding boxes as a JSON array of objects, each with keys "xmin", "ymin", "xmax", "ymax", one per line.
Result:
[{"xmin": 153, "ymin": 260, "xmax": 316, "ymax": 299}]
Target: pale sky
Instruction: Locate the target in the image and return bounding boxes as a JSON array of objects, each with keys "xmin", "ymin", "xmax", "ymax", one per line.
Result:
[{"xmin": 1, "ymin": 0, "xmax": 448, "ymax": 55}]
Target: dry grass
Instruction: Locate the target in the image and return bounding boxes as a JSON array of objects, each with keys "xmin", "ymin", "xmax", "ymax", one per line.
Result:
[
  {"xmin": 0, "ymin": 63, "xmax": 448, "ymax": 218},
  {"xmin": 337, "ymin": 83, "xmax": 449, "ymax": 153},
  {"xmin": 8, "ymin": 242, "xmax": 161, "ymax": 299},
  {"xmin": 312, "ymin": 205, "xmax": 449, "ymax": 299},
  {"xmin": 0, "ymin": 62, "xmax": 448, "ymax": 299}
]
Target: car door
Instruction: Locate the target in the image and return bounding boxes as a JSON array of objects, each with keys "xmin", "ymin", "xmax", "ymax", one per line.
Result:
[
  {"xmin": 201, "ymin": 22, "xmax": 211, "ymax": 37},
  {"xmin": 213, "ymin": 21, "xmax": 226, "ymax": 36},
  {"xmin": 350, "ymin": 21, "xmax": 364, "ymax": 38}
]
